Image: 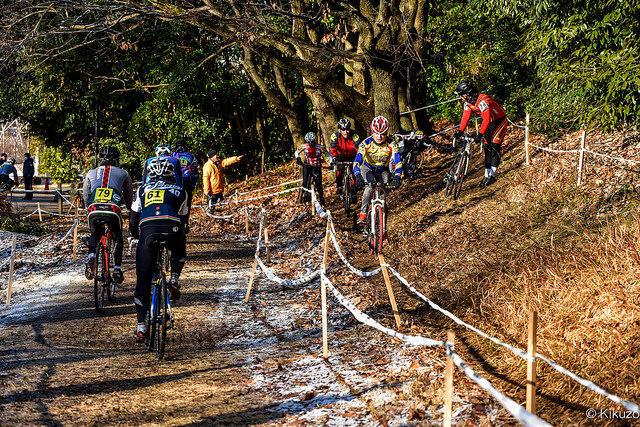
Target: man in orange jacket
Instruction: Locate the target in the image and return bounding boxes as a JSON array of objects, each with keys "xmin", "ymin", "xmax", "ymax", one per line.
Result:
[{"xmin": 202, "ymin": 149, "xmax": 244, "ymax": 210}]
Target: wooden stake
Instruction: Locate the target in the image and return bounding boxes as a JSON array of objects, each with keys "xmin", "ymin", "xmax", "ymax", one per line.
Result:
[
  {"xmin": 244, "ymin": 208, "xmax": 250, "ymax": 234},
  {"xmin": 244, "ymin": 257, "xmax": 259, "ymax": 302},
  {"xmin": 378, "ymin": 253, "xmax": 401, "ymax": 328},
  {"xmin": 37, "ymin": 202, "xmax": 42, "ymax": 222},
  {"xmin": 525, "ymin": 112, "xmax": 531, "ymax": 165},
  {"xmin": 5, "ymin": 234, "xmax": 17, "ymax": 306},
  {"xmin": 264, "ymin": 227, "xmax": 271, "ymax": 263},
  {"xmin": 73, "ymin": 218, "xmax": 78, "ymax": 263},
  {"xmin": 526, "ymin": 310, "xmax": 538, "ymax": 414},
  {"xmin": 443, "ymin": 330, "xmax": 455, "ymax": 427},
  {"xmin": 577, "ymin": 131, "xmax": 586, "ymax": 186},
  {"xmin": 321, "ymin": 220, "xmax": 331, "ymax": 358}
]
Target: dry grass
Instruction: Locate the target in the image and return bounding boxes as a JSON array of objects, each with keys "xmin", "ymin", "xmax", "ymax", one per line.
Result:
[{"xmin": 382, "ymin": 131, "xmax": 640, "ymax": 422}]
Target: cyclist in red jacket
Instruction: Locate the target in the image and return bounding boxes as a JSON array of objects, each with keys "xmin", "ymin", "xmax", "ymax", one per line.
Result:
[
  {"xmin": 330, "ymin": 118, "xmax": 360, "ymax": 199},
  {"xmin": 454, "ymin": 80, "xmax": 508, "ymax": 188}
]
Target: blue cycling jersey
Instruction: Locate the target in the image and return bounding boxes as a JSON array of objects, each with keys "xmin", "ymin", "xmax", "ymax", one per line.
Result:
[{"xmin": 172, "ymin": 151, "xmax": 199, "ymax": 180}]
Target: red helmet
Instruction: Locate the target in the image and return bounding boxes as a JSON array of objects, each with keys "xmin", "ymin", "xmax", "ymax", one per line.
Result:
[{"xmin": 370, "ymin": 115, "xmax": 389, "ymax": 134}]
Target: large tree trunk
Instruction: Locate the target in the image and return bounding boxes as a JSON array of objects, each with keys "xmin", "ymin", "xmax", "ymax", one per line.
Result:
[
  {"xmin": 304, "ymin": 82, "xmax": 339, "ymax": 150},
  {"xmin": 370, "ymin": 66, "xmax": 400, "ymax": 132}
]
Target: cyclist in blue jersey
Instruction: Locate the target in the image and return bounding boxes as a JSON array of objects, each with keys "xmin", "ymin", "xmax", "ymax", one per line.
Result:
[
  {"xmin": 130, "ymin": 156, "xmax": 188, "ymax": 343},
  {"xmin": 353, "ymin": 116, "xmax": 402, "ymax": 225},
  {"xmin": 172, "ymin": 139, "xmax": 199, "ymax": 214},
  {"xmin": 0, "ymin": 157, "xmax": 19, "ymax": 190},
  {"xmin": 142, "ymin": 143, "xmax": 183, "ymax": 188}
]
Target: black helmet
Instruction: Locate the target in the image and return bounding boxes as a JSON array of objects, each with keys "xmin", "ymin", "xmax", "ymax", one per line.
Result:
[
  {"xmin": 174, "ymin": 138, "xmax": 188, "ymax": 154},
  {"xmin": 7, "ymin": 157, "xmax": 15, "ymax": 165},
  {"xmin": 337, "ymin": 118, "xmax": 351, "ymax": 130},
  {"xmin": 304, "ymin": 132, "xmax": 317, "ymax": 143},
  {"xmin": 99, "ymin": 146, "xmax": 120, "ymax": 166},
  {"xmin": 455, "ymin": 80, "xmax": 477, "ymax": 97}
]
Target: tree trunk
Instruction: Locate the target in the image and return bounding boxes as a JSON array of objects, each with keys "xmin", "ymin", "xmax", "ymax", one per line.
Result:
[
  {"xmin": 370, "ymin": 65, "xmax": 400, "ymax": 132},
  {"xmin": 305, "ymin": 82, "xmax": 339, "ymax": 150},
  {"xmin": 254, "ymin": 102, "xmax": 267, "ymax": 174}
]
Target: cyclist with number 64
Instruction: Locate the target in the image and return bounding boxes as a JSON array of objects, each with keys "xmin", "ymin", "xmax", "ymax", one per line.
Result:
[
  {"xmin": 354, "ymin": 116, "xmax": 402, "ymax": 225},
  {"xmin": 82, "ymin": 146, "xmax": 134, "ymax": 285},
  {"xmin": 130, "ymin": 157, "xmax": 188, "ymax": 343}
]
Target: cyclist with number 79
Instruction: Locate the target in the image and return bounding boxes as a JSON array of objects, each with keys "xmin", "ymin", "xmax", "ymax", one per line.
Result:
[
  {"xmin": 354, "ymin": 116, "xmax": 402, "ymax": 225},
  {"xmin": 82, "ymin": 146, "xmax": 134, "ymax": 285}
]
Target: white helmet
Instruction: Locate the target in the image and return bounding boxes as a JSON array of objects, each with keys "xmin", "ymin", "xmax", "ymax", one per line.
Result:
[
  {"xmin": 147, "ymin": 157, "xmax": 175, "ymax": 180},
  {"xmin": 155, "ymin": 143, "xmax": 171, "ymax": 157}
]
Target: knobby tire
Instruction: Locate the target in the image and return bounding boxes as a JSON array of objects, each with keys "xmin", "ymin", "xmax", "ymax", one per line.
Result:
[
  {"xmin": 343, "ymin": 172, "xmax": 351, "ymax": 215},
  {"xmin": 453, "ymin": 154, "xmax": 469, "ymax": 200},
  {"xmin": 375, "ymin": 205, "xmax": 385, "ymax": 255},
  {"xmin": 107, "ymin": 240, "xmax": 116, "ymax": 301},
  {"xmin": 93, "ymin": 244, "xmax": 106, "ymax": 313},
  {"xmin": 146, "ymin": 289, "xmax": 155, "ymax": 352},
  {"xmin": 156, "ymin": 278, "xmax": 168, "ymax": 360}
]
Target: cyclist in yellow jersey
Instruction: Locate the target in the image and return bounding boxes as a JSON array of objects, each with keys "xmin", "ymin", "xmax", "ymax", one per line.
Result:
[{"xmin": 353, "ymin": 116, "xmax": 402, "ymax": 224}]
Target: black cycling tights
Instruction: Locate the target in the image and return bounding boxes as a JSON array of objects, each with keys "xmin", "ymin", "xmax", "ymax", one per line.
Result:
[{"xmin": 134, "ymin": 224, "xmax": 186, "ymax": 323}]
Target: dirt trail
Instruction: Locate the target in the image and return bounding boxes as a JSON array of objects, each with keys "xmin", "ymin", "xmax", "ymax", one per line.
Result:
[{"xmin": 1, "ymin": 229, "xmax": 495, "ymax": 426}]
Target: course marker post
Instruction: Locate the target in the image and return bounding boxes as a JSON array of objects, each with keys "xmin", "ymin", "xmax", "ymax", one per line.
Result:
[
  {"xmin": 321, "ymin": 220, "xmax": 331, "ymax": 358},
  {"xmin": 37, "ymin": 202, "xmax": 43, "ymax": 222},
  {"xmin": 57, "ymin": 183, "xmax": 63, "ymax": 214},
  {"xmin": 527, "ymin": 310, "xmax": 538, "ymax": 414},
  {"xmin": 264, "ymin": 227, "xmax": 271, "ymax": 263},
  {"xmin": 244, "ymin": 208, "xmax": 250, "ymax": 234},
  {"xmin": 525, "ymin": 113, "xmax": 531, "ymax": 165},
  {"xmin": 577, "ymin": 131, "xmax": 586, "ymax": 186},
  {"xmin": 5, "ymin": 234, "xmax": 17, "ymax": 306},
  {"xmin": 444, "ymin": 330, "xmax": 455, "ymax": 427},
  {"xmin": 378, "ymin": 253, "xmax": 401, "ymax": 328},
  {"xmin": 244, "ymin": 257, "xmax": 259, "ymax": 303}
]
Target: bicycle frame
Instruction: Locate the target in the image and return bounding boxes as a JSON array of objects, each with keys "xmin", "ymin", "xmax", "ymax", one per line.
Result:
[{"xmin": 148, "ymin": 246, "xmax": 173, "ymax": 359}]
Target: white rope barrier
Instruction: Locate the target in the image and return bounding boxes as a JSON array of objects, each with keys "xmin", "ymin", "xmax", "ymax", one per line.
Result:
[
  {"xmin": 400, "ymin": 97, "xmax": 461, "ymax": 115},
  {"xmin": 256, "ymin": 257, "xmax": 320, "ymax": 286},
  {"xmin": 507, "ymin": 117, "xmax": 527, "ymax": 129},
  {"xmin": 322, "ymin": 273, "xmax": 443, "ymax": 347},
  {"xmin": 53, "ymin": 219, "xmax": 78, "ymax": 247},
  {"xmin": 328, "ymin": 222, "xmax": 382, "ymax": 277},
  {"xmin": 584, "ymin": 149, "xmax": 640, "ymax": 166},
  {"xmin": 446, "ymin": 344, "xmax": 552, "ymax": 427},
  {"xmin": 386, "ymin": 266, "xmax": 640, "ymax": 412},
  {"xmin": 201, "ymin": 205, "xmax": 248, "ymax": 220},
  {"xmin": 528, "ymin": 143, "xmax": 580, "ymax": 154}
]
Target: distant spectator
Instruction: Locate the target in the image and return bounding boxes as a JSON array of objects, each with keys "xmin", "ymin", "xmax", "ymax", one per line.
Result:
[
  {"xmin": 0, "ymin": 153, "xmax": 6, "ymax": 166},
  {"xmin": 0, "ymin": 157, "xmax": 19, "ymax": 190},
  {"xmin": 202, "ymin": 149, "xmax": 244, "ymax": 211},
  {"xmin": 23, "ymin": 152, "xmax": 35, "ymax": 200}
]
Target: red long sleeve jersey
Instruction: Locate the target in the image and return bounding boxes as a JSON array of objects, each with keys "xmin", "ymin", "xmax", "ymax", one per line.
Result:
[
  {"xmin": 460, "ymin": 94, "xmax": 506, "ymax": 135},
  {"xmin": 330, "ymin": 131, "xmax": 359, "ymax": 159},
  {"xmin": 295, "ymin": 142, "xmax": 329, "ymax": 166}
]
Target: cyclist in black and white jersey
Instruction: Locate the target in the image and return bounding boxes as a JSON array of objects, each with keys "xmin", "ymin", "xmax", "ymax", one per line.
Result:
[{"xmin": 82, "ymin": 146, "xmax": 134, "ymax": 284}]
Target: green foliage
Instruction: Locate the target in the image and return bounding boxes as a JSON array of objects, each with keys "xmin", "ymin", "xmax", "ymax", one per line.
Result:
[
  {"xmin": 0, "ymin": 215, "xmax": 48, "ymax": 234},
  {"xmin": 37, "ymin": 144, "xmax": 81, "ymax": 182}
]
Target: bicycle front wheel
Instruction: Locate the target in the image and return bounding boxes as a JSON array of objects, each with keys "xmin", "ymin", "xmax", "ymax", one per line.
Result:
[
  {"xmin": 94, "ymin": 244, "xmax": 107, "ymax": 313},
  {"xmin": 453, "ymin": 154, "xmax": 469, "ymax": 200},
  {"xmin": 374, "ymin": 204, "xmax": 385, "ymax": 255},
  {"xmin": 156, "ymin": 278, "xmax": 168, "ymax": 360},
  {"xmin": 343, "ymin": 172, "xmax": 351, "ymax": 214}
]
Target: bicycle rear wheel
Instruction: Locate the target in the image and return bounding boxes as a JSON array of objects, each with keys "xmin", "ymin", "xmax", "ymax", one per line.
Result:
[
  {"xmin": 93, "ymin": 244, "xmax": 107, "ymax": 313},
  {"xmin": 453, "ymin": 154, "xmax": 469, "ymax": 200},
  {"xmin": 146, "ymin": 284, "xmax": 156, "ymax": 352},
  {"xmin": 107, "ymin": 241, "xmax": 116, "ymax": 300},
  {"xmin": 156, "ymin": 278, "xmax": 168, "ymax": 360}
]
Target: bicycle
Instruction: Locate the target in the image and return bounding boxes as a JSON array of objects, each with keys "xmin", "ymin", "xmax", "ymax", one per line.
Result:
[
  {"xmin": 146, "ymin": 242, "xmax": 174, "ymax": 361},
  {"xmin": 334, "ymin": 161, "xmax": 356, "ymax": 214},
  {"xmin": 444, "ymin": 133, "xmax": 475, "ymax": 200},
  {"xmin": 393, "ymin": 131, "xmax": 435, "ymax": 179},
  {"xmin": 93, "ymin": 223, "xmax": 117, "ymax": 313},
  {"xmin": 362, "ymin": 182, "xmax": 396, "ymax": 256}
]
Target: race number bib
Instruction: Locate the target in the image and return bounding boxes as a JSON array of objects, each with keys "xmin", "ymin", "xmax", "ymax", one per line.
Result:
[
  {"xmin": 144, "ymin": 189, "xmax": 165, "ymax": 206},
  {"xmin": 180, "ymin": 158, "xmax": 188, "ymax": 167},
  {"xmin": 94, "ymin": 187, "xmax": 113, "ymax": 203}
]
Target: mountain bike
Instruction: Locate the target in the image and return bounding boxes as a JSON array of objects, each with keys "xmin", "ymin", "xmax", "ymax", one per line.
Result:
[
  {"xmin": 444, "ymin": 133, "xmax": 475, "ymax": 200},
  {"xmin": 363, "ymin": 182, "xmax": 395, "ymax": 256},
  {"xmin": 146, "ymin": 242, "xmax": 174, "ymax": 361},
  {"xmin": 93, "ymin": 223, "xmax": 116, "ymax": 313},
  {"xmin": 334, "ymin": 161, "xmax": 356, "ymax": 214},
  {"xmin": 393, "ymin": 131, "xmax": 435, "ymax": 179}
]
